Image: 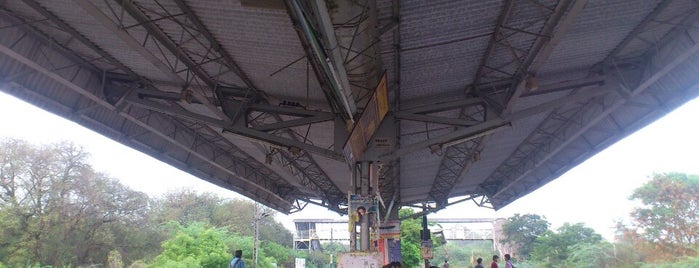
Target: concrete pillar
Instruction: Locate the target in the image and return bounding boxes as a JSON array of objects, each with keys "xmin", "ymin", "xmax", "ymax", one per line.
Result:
[{"xmin": 359, "ymin": 161, "xmax": 370, "ymax": 251}]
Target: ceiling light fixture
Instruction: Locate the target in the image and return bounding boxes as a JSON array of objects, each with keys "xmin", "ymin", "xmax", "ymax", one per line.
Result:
[
  {"xmin": 179, "ymin": 88, "xmax": 193, "ymax": 103},
  {"xmin": 526, "ymin": 73, "xmax": 539, "ymax": 91}
]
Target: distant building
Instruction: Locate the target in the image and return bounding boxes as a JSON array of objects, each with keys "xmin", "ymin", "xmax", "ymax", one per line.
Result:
[
  {"xmin": 294, "ymin": 219, "xmax": 349, "ymax": 250},
  {"xmin": 293, "ymin": 218, "xmax": 503, "ymax": 251}
]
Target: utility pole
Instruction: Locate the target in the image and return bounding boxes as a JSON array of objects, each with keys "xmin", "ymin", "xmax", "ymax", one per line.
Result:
[
  {"xmin": 253, "ymin": 202, "xmax": 270, "ymax": 268},
  {"xmin": 254, "ymin": 212, "xmax": 259, "ymax": 268}
]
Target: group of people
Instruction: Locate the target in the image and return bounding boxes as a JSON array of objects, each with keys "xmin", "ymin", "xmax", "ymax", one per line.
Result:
[
  {"xmin": 426, "ymin": 254, "xmax": 513, "ymax": 268},
  {"xmin": 228, "ymin": 249, "xmax": 514, "ymax": 268},
  {"xmin": 431, "ymin": 255, "xmax": 513, "ymax": 268},
  {"xmin": 474, "ymin": 254, "xmax": 514, "ymax": 268}
]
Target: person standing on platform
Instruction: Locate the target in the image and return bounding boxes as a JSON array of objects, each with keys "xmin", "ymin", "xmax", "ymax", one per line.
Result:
[
  {"xmin": 491, "ymin": 255, "xmax": 499, "ymax": 268},
  {"xmin": 474, "ymin": 257, "xmax": 484, "ymax": 268},
  {"xmin": 504, "ymin": 254, "xmax": 514, "ymax": 268},
  {"xmin": 229, "ymin": 249, "xmax": 244, "ymax": 268}
]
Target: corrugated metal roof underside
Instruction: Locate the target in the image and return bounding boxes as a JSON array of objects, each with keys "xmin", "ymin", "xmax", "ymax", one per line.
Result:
[{"xmin": 2, "ymin": 0, "xmax": 699, "ymax": 214}]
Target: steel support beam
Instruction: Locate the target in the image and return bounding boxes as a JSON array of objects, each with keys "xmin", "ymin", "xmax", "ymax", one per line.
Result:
[
  {"xmin": 172, "ymin": 0, "xmax": 258, "ymax": 91},
  {"xmin": 70, "ymin": 0, "xmax": 346, "ymax": 211},
  {"xmin": 487, "ymin": 10, "xmax": 699, "ymax": 208},
  {"xmin": 123, "ymin": 86, "xmax": 347, "ymax": 213},
  {"xmin": 0, "ymin": 7, "xmax": 345, "ymax": 213},
  {"xmin": 0, "ymin": 34, "xmax": 299, "ymax": 211},
  {"xmin": 520, "ymin": 76, "xmax": 606, "ymax": 97},
  {"xmin": 382, "ymin": 119, "xmax": 511, "ymax": 160},
  {"xmin": 309, "ymin": 0, "xmax": 357, "ymax": 118},
  {"xmin": 394, "ymin": 113, "xmax": 481, "ymax": 127},
  {"xmin": 252, "ymin": 115, "xmax": 334, "ymax": 132},
  {"xmin": 603, "ymin": 0, "xmax": 676, "ymax": 63},
  {"xmin": 125, "ymin": 94, "xmax": 345, "ymax": 161},
  {"xmin": 285, "ymin": 0, "xmax": 356, "ymax": 123},
  {"xmin": 14, "ymin": 0, "xmax": 118, "ymax": 75},
  {"xmin": 425, "ymin": 0, "xmax": 587, "ymax": 208},
  {"xmin": 395, "ymin": 98, "xmax": 485, "ymax": 127},
  {"xmin": 471, "ymin": 0, "xmax": 516, "ymax": 88},
  {"xmin": 247, "ymin": 103, "xmax": 335, "ymax": 117},
  {"xmin": 130, "ymin": 89, "xmax": 335, "ymax": 131},
  {"xmin": 73, "ymin": 0, "xmax": 228, "ymax": 122},
  {"xmin": 379, "ymin": 0, "xmax": 403, "ymax": 216},
  {"xmin": 400, "ymin": 98, "xmax": 485, "ymax": 114}
]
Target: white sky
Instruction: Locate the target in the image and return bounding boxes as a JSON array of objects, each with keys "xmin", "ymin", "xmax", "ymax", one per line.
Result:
[{"xmin": 1, "ymin": 91, "xmax": 698, "ymax": 241}]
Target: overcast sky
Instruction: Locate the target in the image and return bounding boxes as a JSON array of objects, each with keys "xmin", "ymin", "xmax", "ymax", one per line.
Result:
[{"xmin": 1, "ymin": 91, "xmax": 698, "ymax": 241}]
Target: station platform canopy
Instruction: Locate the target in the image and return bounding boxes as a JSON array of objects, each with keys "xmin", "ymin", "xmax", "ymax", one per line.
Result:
[{"xmin": 1, "ymin": 0, "xmax": 698, "ymax": 215}]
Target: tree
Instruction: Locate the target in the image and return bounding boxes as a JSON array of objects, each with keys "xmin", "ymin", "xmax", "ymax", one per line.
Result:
[
  {"xmin": 640, "ymin": 255, "xmax": 699, "ymax": 268},
  {"xmin": 500, "ymin": 213, "xmax": 550, "ymax": 258},
  {"xmin": 0, "ymin": 139, "xmax": 296, "ymax": 267},
  {"xmin": 399, "ymin": 208, "xmax": 423, "ymax": 268},
  {"xmin": 150, "ymin": 222, "xmax": 231, "ymax": 268},
  {"xmin": 305, "ymin": 250, "xmax": 330, "ymax": 268},
  {"xmin": 321, "ymin": 241, "xmax": 347, "ymax": 254},
  {"xmin": 154, "ymin": 190, "xmax": 223, "ymax": 225},
  {"xmin": 211, "ymin": 199, "xmax": 256, "ymax": 236},
  {"xmin": 395, "ymin": 208, "xmax": 446, "ymax": 267},
  {"xmin": 529, "ymin": 223, "xmax": 602, "ymax": 267},
  {"xmin": 108, "ymin": 250, "xmax": 125, "ymax": 268},
  {"xmin": 262, "ymin": 241, "xmax": 295, "ymax": 266},
  {"xmin": 155, "ymin": 190, "xmax": 293, "ymax": 247},
  {"xmin": 623, "ymin": 172, "xmax": 699, "ymax": 260},
  {"xmin": 431, "ymin": 241, "xmax": 493, "ymax": 268},
  {"xmin": 0, "ymin": 139, "xmax": 151, "ymax": 267},
  {"xmin": 563, "ymin": 242, "xmax": 617, "ymax": 268},
  {"xmin": 259, "ymin": 217, "xmax": 294, "ymax": 247}
]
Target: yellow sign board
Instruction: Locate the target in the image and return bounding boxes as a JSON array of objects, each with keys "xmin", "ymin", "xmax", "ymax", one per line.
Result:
[{"xmin": 343, "ymin": 73, "xmax": 389, "ymax": 163}]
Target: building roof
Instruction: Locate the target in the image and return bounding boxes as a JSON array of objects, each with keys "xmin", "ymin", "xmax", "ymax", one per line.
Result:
[{"xmin": 1, "ymin": 0, "xmax": 699, "ymax": 214}]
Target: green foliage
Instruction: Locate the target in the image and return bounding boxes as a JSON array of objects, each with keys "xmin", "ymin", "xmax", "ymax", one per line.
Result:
[
  {"xmin": 0, "ymin": 207, "xmax": 28, "ymax": 265},
  {"xmin": 529, "ymin": 223, "xmax": 602, "ymax": 267},
  {"xmin": 224, "ymin": 235, "xmax": 277, "ymax": 268},
  {"xmin": 431, "ymin": 241, "xmax": 494, "ymax": 268},
  {"xmin": 563, "ymin": 242, "xmax": 618, "ymax": 268},
  {"xmin": 259, "ymin": 219, "xmax": 294, "ymax": 247},
  {"xmin": 640, "ymin": 254, "xmax": 699, "ymax": 268},
  {"xmin": 625, "ymin": 172, "xmax": 699, "ymax": 259},
  {"xmin": 150, "ymin": 222, "xmax": 230, "ymax": 268},
  {"xmin": 0, "ymin": 139, "xmax": 151, "ymax": 267},
  {"xmin": 109, "ymin": 218, "xmax": 163, "ymax": 265},
  {"xmin": 395, "ymin": 208, "xmax": 452, "ymax": 267},
  {"xmin": 398, "ymin": 208, "xmax": 423, "ymax": 268},
  {"xmin": 6, "ymin": 138, "xmax": 699, "ymax": 268},
  {"xmin": 227, "ymin": 235, "xmax": 254, "ymax": 261},
  {"xmin": 156, "ymin": 194, "xmax": 293, "ymax": 247},
  {"xmin": 127, "ymin": 260, "xmax": 148, "ymax": 268},
  {"xmin": 210, "ymin": 199, "xmax": 255, "ymax": 236},
  {"xmin": 108, "ymin": 250, "xmax": 124, "ymax": 268},
  {"xmin": 305, "ymin": 250, "xmax": 330, "ymax": 268},
  {"xmin": 289, "ymin": 242, "xmax": 347, "ymax": 268},
  {"xmin": 151, "ymin": 257, "xmax": 201, "ymax": 268},
  {"xmin": 501, "ymin": 213, "xmax": 550, "ymax": 258},
  {"xmin": 0, "ymin": 138, "xmax": 299, "ymax": 268},
  {"xmin": 322, "ymin": 242, "xmax": 348, "ymax": 254},
  {"xmin": 262, "ymin": 240, "xmax": 295, "ymax": 265}
]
